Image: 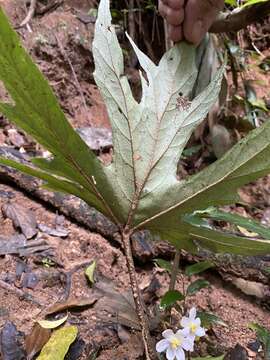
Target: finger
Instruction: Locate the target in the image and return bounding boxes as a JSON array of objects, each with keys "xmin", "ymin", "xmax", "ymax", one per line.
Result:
[
  {"xmin": 159, "ymin": 0, "xmax": 184, "ymax": 9},
  {"xmin": 158, "ymin": 1, "xmax": 167, "ymax": 18},
  {"xmin": 168, "ymin": 24, "xmax": 183, "ymax": 42},
  {"xmin": 167, "ymin": 0, "xmax": 185, "ymax": 10},
  {"xmin": 183, "ymin": 0, "xmax": 224, "ymax": 45},
  {"xmin": 159, "ymin": 2, "xmax": 184, "ymax": 26}
]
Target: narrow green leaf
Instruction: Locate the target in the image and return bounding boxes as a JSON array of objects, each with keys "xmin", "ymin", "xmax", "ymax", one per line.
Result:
[
  {"xmin": 242, "ymin": 0, "xmax": 268, "ymax": 8},
  {"xmin": 154, "ymin": 259, "xmax": 173, "ymax": 273},
  {"xmin": 186, "ymin": 279, "xmax": 209, "ymax": 296},
  {"xmin": 249, "ymin": 323, "xmax": 270, "ymax": 360},
  {"xmin": 160, "ymin": 290, "xmax": 185, "ymax": 309},
  {"xmin": 188, "ymin": 224, "xmax": 270, "ymax": 255},
  {"xmin": 38, "ymin": 315, "xmax": 68, "ymax": 329},
  {"xmin": 0, "ymin": 157, "xmax": 103, "ymax": 213},
  {"xmin": 37, "ymin": 326, "xmax": 78, "ymax": 360},
  {"xmin": 185, "ymin": 261, "xmax": 214, "ymax": 276},
  {"xmin": 85, "ymin": 260, "xmax": 96, "ymax": 284},
  {"xmin": 249, "ymin": 323, "xmax": 270, "ymax": 345},
  {"xmin": 194, "ymin": 207, "xmax": 270, "ymax": 240},
  {"xmin": 197, "ymin": 311, "xmax": 227, "ymax": 328}
]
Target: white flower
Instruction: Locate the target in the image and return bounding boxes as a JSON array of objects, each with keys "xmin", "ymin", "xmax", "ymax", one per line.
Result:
[
  {"xmin": 181, "ymin": 307, "xmax": 206, "ymax": 339},
  {"xmin": 156, "ymin": 329, "xmax": 194, "ymax": 360}
]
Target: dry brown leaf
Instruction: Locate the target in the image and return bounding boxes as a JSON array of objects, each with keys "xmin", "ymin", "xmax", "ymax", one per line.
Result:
[
  {"xmin": 45, "ymin": 296, "xmax": 99, "ymax": 315},
  {"xmin": 2, "ymin": 203, "xmax": 37, "ymax": 239},
  {"xmin": 25, "ymin": 323, "xmax": 51, "ymax": 360}
]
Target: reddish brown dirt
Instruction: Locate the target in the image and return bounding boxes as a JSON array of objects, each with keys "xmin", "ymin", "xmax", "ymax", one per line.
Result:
[{"xmin": 0, "ymin": 1, "xmax": 270, "ymax": 359}]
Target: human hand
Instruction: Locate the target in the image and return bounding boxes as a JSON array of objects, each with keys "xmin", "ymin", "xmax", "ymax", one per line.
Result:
[{"xmin": 158, "ymin": 0, "xmax": 224, "ymax": 45}]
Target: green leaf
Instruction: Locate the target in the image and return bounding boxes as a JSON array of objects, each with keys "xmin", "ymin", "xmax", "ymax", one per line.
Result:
[
  {"xmin": 185, "ymin": 261, "xmax": 214, "ymax": 276},
  {"xmin": 0, "ymin": 7, "xmax": 119, "ymax": 223},
  {"xmin": 92, "ymin": 0, "xmax": 224, "ymax": 228},
  {"xmin": 37, "ymin": 326, "xmax": 78, "ymax": 360},
  {"xmin": 140, "ymin": 116, "xmax": 270, "ymax": 254},
  {"xmin": 1, "ymin": 0, "xmax": 270, "ymax": 261},
  {"xmin": 242, "ymin": 0, "xmax": 268, "ymax": 8},
  {"xmin": 197, "ymin": 311, "xmax": 227, "ymax": 328},
  {"xmin": 154, "ymin": 259, "xmax": 173, "ymax": 273},
  {"xmin": 160, "ymin": 290, "xmax": 185, "ymax": 309},
  {"xmin": 85, "ymin": 260, "xmax": 96, "ymax": 284},
  {"xmin": 186, "ymin": 279, "xmax": 209, "ymax": 296},
  {"xmin": 38, "ymin": 315, "xmax": 68, "ymax": 329},
  {"xmin": 249, "ymin": 323, "xmax": 270, "ymax": 359},
  {"xmin": 194, "ymin": 207, "xmax": 270, "ymax": 240},
  {"xmin": 225, "ymin": 0, "xmax": 237, "ymax": 5},
  {"xmin": 185, "ymin": 223, "xmax": 270, "ymax": 255}
]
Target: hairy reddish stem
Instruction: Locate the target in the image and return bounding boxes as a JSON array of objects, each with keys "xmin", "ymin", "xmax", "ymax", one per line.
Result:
[{"xmin": 121, "ymin": 229, "xmax": 157, "ymax": 360}]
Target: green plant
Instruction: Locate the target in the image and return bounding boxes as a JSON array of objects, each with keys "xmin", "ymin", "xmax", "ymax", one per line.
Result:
[
  {"xmin": 249, "ymin": 323, "xmax": 270, "ymax": 360},
  {"xmin": 1, "ymin": 0, "xmax": 270, "ymax": 358}
]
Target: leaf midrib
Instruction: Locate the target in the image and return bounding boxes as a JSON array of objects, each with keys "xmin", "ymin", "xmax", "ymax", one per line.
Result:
[{"xmin": 132, "ymin": 131, "xmax": 270, "ymax": 231}]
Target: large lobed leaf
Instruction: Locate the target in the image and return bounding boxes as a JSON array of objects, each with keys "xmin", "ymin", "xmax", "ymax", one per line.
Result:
[{"xmin": 1, "ymin": 0, "xmax": 270, "ymax": 256}]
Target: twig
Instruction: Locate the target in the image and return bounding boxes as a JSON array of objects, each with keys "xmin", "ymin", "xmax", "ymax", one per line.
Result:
[
  {"xmin": 36, "ymin": 0, "xmax": 63, "ymax": 16},
  {"xmin": 20, "ymin": 0, "xmax": 37, "ymax": 28},
  {"xmin": 210, "ymin": 2, "xmax": 270, "ymax": 33},
  {"xmin": 0, "ymin": 279, "xmax": 43, "ymax": 306},
  {"xmin": 122, "ymin": 229, "xmax": 157, "ymax": 360},
  {"xmin": 54, "ymin": 34, "xmax": 93, "ymax": 126},
  {"xmin": 60, "ymin": 261, "xmax": 92, "ymax": 301}
]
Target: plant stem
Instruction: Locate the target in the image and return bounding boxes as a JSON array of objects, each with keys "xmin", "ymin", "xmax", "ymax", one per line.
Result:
[
  {"xmin": 122, "ymin": 229, "xmax": 157, "ymax": 360},
  {"xmin": 166, "ymin": 249, "xmax": 181, "ymax": 319},
  {"xmin": 169, "ymin": 249, "xmax": 181, "ymax": 292}
]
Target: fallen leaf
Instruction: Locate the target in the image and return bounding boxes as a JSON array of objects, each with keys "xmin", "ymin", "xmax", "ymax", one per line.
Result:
[
  {"xmin": 21, "ymin": 272, "xmax": 39, "ymax": 289},
  {"xmin": 224, "ymin": 343, "xmax": 247, "ymax": 360},
  {"xmin": 38, "ymin": 224, "xmax": 69, "ymax": 238},
  {"xmin": 38, "ymin": 314, "xmax": 68, "ymax": 329},
  {"xmin": 36, "ymin": 326, "xmax": 78, "ymax": 360},
  {"xmin": 0, "ymin": 234, "xmax": 26, "ymax": 255},
  {"xmin": 25, "ymin": 323, "xmax": 51, "ymax": 360},
  {"xmin": 2, "ymin": 203, "xmax": 37, "ymax": 239},
  {"xmin": 0, "ymin": 321, "xmax": 25, "ymax": 360},
  {"xmin": 95, "ymin": 278, "xmax": 140, "ymax": 330},
  {"xmin": 85, "ymin": 260, "xmax": 96, "ymax": 284},
  {"xmin": 65, "ymin": 338, "xmax": 85, "ymax": 360},
  {"xmin": 45, "ymin": 297, "xmax": 99, "ymax": 315}
]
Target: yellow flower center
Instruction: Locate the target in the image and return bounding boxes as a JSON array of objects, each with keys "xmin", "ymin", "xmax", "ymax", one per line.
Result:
[
  {"xmin": 190, "ymin": 322, "xmax": 197, "ymax": 333},
  {"xmin": 170, "ymin": 337, "xmax": 181, "ymax": 349}
]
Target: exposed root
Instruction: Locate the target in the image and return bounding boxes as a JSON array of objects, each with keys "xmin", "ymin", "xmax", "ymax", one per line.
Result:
[
  {"xmin": 0, "ymin": 278, "xmax": 43, "ymax": 306},
  {"xmin": 20, "ymin": 0, "xmax": 37, "ymax": 28}
]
